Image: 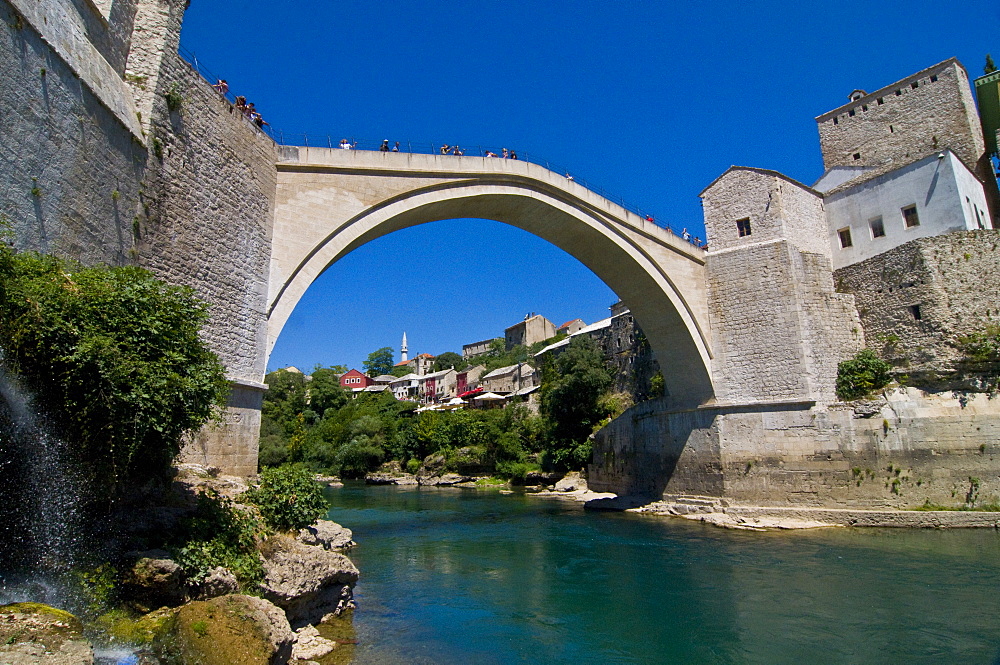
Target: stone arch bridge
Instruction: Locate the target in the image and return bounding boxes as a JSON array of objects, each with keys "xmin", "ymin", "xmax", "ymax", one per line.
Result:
[{"xmin": 268, "ymin": 147, "xmax": 714, "ymax": 405}]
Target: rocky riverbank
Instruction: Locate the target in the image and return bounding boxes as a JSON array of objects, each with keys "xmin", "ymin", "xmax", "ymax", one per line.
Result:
[
  {"xmin": 2, "ymin": 464, "xmax": 362, "ymax": 665},
  {"xmin": 616, "ymin": 495, "xmax": 1000, "ymax": 531}
]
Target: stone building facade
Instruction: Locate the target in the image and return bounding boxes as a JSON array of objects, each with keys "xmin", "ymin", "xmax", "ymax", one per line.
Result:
[
  {"xmin": 699, "ymin": 167, "xmax": 863, "ymax": 404},
  {"xmin": 816, "ymin": 58, "xmax": 999, "ymax": 227},
  {"xmin": 504, "ymin": 314, "xmax": 556, "ymax": 350}
]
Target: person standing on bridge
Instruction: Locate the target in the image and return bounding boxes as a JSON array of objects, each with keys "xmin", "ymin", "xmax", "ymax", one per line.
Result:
[
  {"xmin": 501, "ymin": 148, "xmax": 508, "ymax": 158},
  {"xmin": 392, "ymin": 141, "xmax": 400, "ymax": 152},
  {"xmin": 340, "ymin": 139, "xmax": 352, "ymax": 150},
  {"xmin": 380, "ymin": 139, "xmax": 390, "ymax": 152},
  {"xmin": 440, "ymin": 144, "xmax": 450, "ymax": 154}
]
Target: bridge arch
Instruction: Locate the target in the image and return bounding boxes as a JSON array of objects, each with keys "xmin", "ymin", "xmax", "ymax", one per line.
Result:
[{"xmin": 269, "ymin": 148, "xmax": 714, "ymax": 406}]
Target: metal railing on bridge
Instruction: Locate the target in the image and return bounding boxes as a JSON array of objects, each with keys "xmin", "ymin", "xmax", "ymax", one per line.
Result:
[{"xmin": 177, "ymin": 46, "xmax": 704, "ymax": 245}]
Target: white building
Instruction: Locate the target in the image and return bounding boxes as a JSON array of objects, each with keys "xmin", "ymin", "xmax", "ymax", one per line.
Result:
[{"xmin": 817, "ymin": 150, "xmax": 993, "ymax": 269}]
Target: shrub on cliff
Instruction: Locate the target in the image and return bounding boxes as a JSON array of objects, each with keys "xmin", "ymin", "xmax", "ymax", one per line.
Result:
[
  {"xmin": 0, "ymin": 245, "xmax": 229, "ymax": 502},
  {"xmin": 246, "ymin": 465, "xmax": 328, "ymax": 531},
  {"xmin": 836, "ymin": 349, "xmax": 892, "ymax": 400}
]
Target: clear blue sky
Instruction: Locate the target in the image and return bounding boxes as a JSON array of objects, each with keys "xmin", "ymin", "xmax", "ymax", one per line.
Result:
[{"xmin": 178, "ymin": 0, "xmax": 998, "ymax": 374}]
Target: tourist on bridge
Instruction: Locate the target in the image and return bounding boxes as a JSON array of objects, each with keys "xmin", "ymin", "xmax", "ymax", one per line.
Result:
[
  {"xmin": 440, "ymin": 144, "xmax": 450, "ymax": 154},
  {"xmin": 682, "ymin": 228, "xmax": 690, "ymax": 241},
  {"xmin": 213, "ymin": 79, "xmax": 228, "ymax": 96},
  {"xmin": 501, "ymin": 148, "xmax": 508, "ymax": 158},
  {"xmin": 380, "ymin": 139, "xmax": 390, "ymax": 152},
  {"xmin": 392, "ymin": 141, "xmax": 400, "ymax": 152}
]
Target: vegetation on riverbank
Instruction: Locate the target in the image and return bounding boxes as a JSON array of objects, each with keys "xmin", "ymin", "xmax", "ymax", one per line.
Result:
[
  {"xmin": 0, "ymin": 239, "xmax": 229, "ymax": 504},
  {"xmin": 261, "ymin": 336, "xmax": 626, "ymax": 479}
]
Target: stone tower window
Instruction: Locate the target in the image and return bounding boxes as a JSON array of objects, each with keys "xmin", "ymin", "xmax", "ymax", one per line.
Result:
[
  {"xmin": 736, "ymin": 218, "xmax": 752, "ymax": 237},
  {"xmin": 838, "ymin": 227, "xmax": 853, "ymax": 248},
  {"xmin": 902, "ymin": 205, "xmax": 920, "ymax": 228},
  {"xmin": 869, "ymin": 217, "xmax": 885, "ymax": 238},
  {"xmin": 910, "ymin": 304, "xmax": 922, "ymax": 320}
]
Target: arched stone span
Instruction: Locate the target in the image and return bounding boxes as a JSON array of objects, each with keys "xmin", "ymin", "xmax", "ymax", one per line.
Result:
[{"xmin": 270, "ymin": 147, "xmax": 714, "ymax": 406}]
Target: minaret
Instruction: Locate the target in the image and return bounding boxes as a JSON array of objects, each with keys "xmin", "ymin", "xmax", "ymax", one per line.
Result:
[{"xmin": 401, "ymin": 332, "xmax": 408, "ymax": 362}]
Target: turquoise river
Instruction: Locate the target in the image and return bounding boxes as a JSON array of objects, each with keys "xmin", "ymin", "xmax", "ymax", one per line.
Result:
[{"xmin": 327, "ymin": 483, "xmax": 1000, "ymax": 665}]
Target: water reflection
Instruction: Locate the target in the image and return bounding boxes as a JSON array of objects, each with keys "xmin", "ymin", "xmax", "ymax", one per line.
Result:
[{"xmin": 328, "ymin": 484, "xmax": 1000, "ymax": 665}]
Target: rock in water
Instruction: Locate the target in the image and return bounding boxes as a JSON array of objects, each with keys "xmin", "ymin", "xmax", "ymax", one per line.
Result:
[
  {"xmin": 297, "ymin": 520, "xmax": 355, "ymax": 550},
  {"xmin": 555, "ymin": 472, "xmax": 588, "ymax": 492},
  {"xmin": 291, "ymin": 624, "xmax": 336, "ymax": 661},
  {"xmin": 153, "ymin": 594, "xmax": 293, "ymax": 665},
  {"xmin": 0, "ymin": 602, "xmax": 94, "ymax": 664},
  {"xmin": 259, "ymin": 535, "xmax": 359, "ymax": 628}
]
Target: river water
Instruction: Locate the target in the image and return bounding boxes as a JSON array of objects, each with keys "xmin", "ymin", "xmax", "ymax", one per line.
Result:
[{"xmin": 327, "ymin": 483, "xmax": 1000, "ymax": 665}]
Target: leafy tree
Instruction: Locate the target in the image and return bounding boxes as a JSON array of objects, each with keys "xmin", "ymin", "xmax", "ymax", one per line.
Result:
[
  {"xmin": 309, "ymin": 367, "xmax": 348, "ymax": 414},
  {"xmin": 390, "ymin": 364, "xmax": 412, "ymax": 377},
  {"xmin": 262, "ymin": 369, "xmax": 308, "ymax": 437},
  {"xmin": 835, "ymin": 349, "xmax": 892, "ymax": 400},
  {"xmin": 432, "ymin": 351, "xmax": 467, "ymax": 372},
  {"xmin": 540, "ymin": 336, "xmax": 612, "ymax": 469},
  {"xmin": 986, "ymin": 53, "xmax": 997, "ymax": 74},
  {"xmin": 0, "ymin": 248, "xmax": 228, "ymax": 501},
  {"xmin": 363, "ymin": 347, "xmax": 394, "ymax": 377}
]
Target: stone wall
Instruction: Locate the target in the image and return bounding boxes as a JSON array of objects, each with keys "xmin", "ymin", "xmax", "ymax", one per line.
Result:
[
  {"xmin": 136, "ymin": 53, "xmax": 277, "ymax": 475},
  {"xmin": 816, "ymin": 59, "xmax": 984, "ymax": 175},
  {"xmin": 591, "ymin": 389, "xmax": 1000, "ymax": 509},
  {"xmin": 834, "ymin": 230, "xmax": 1000, "ymax": 387},
  {"xmin": 705, "ymin": 240, "xmax": 861, "ymax": 404},
  {"xmin": 0, "ymin": 0, "xmax": 146, "ymax": 265},
  {"xmin": 815, "ymin": 58, "xmax": 999, "ymax": 225}
]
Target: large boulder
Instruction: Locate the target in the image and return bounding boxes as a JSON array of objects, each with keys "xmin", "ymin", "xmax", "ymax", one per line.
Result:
[
  {"xmin": 259, "ymin": 536, "xmax": 359, "ymax": 629},
  {"xmin": 297, "ymin": 520, "xmax": 355, "ymax": 551},
  {"xmin": 193, "ymin": 566, "xmax": 240, "ymax": 600},
  {"xmin": 418, "ymin": 473, "xmax": 471, "ymax": 487},
  {"xmin": 123, "ymin": 550, "xmax": 186, "ymax": 610},
  {"xmin": 151, "ymin": 594, "xmax": 293, "ymax": 665},
  {"xmin": 0, "ymin": 602, "xmax": 94, "ymax": 664}
]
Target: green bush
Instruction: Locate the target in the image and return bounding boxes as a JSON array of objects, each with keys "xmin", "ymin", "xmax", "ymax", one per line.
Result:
[
  {"xmin": 246, "ymin": 466, "xmax": 328, "ymax": 531},
  {"xmin": 836, "ymin": 349, "xmax": 892, "ymax": 401},
  {"xmin": 0, "ymin": 247, "xmax": 228, "ymax": 501},
  {"xmin": 173, "ymin": 490, "xmax": 264, "ymax": 588}
]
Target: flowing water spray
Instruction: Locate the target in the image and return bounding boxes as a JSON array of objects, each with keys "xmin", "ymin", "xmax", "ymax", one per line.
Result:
[{"xmin": 0, "ymin": 356, "xmax": 87, "ymax": 606}]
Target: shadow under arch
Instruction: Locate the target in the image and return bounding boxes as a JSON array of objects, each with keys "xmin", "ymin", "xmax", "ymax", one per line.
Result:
[{"xmin": 268, "ymin": 164, "xmax": 715, "ymax": 408}]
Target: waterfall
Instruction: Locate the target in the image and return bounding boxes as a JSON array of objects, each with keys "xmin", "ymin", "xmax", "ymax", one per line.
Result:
[{"xmin": 0, "ymin": 359, "xmax": 86, "ymax": 606}]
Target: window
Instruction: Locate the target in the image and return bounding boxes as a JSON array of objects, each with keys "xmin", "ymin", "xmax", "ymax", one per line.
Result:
[
  {"xmin": 911, "ymin": 81, "xmax": 919, "ymax": 89},
  {"xmin": 902, "ymin": 205, "xmax": 920, "ymax": 228},
  {"xmin": 895, "ymin": 89, "xmax": 902, "ymax": 96},
  {"xmin": 853, "ymin": 153, "xmax": 861, "ymax": 160},
  {"xmin": 833, "ymin": 116, "xmax": 839, "ymax": 125},
  {"xmin": 869, "ymin": 216, "xmax": 885, "ymax": 238},
  {"xmin": 736, "ymin": 218, "xmax": 752, "ymax": 237},
  {"xmin": 889, "ymin": 125, "xmax": 894, "ymax": 133},
  {"xmin": 877, "ymin": 97, "xmax": 884, "ymax": 105},
  {"xmin": 849, "ymin": 109, "xmax": 855, "ymax": 117},
  {"xmin": 838, "ymin": 227, "xmax": 853, "ymax": 248},
  {"xmin": 930, "ymin": 75, "xmax": 938, "ymax": 82},
  {"xmin": 910, "ymin": 304, "xmax": 922, "ymax": 320},
  {"xmin": 862, "ymin": 104, "xmax": 868, "ymax": 112}
]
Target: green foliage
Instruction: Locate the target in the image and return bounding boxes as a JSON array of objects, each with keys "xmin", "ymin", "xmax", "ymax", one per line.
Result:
[
  {"xmin": 540, "ymin": 336, "xmax": 612, "ymax": 469},
  {"xmin": 0, "ymin": 249, "xmax": 229, "ymax": 501},
  {"xmin": 432, "ymin": 351, "xmax": 467, "ymax": 372},
  {"xmin": 649, "ymin": 371, "xmax": 665, "ymax": 398},
  {"xmin": 308, "ymin": 367, "xmax": 348, "ymax": 414},
  {"xmin": 363, "ymin": 347, "xmax": 395, "ymax": 377},
  {"xmin": 152, "ymin": 136, "xmax": 164, "ymax": 159},
  {"xmin": 986, "ymin": 53, "xmax": 997, "ymax": 75},
  {"xmin": 172, "ymin": 490, "xmax": 264, "ymax": 588},
  {"xmin": 246, "ymin": 466, "xmax": 328, "ymax": 531},
  {"xmin": 835, "ymin": 349, "xmax": 892, "ymax": 401},
  {"xmin": 164, "ymin": 83, "xmax": 184, "ymax": 112}
]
